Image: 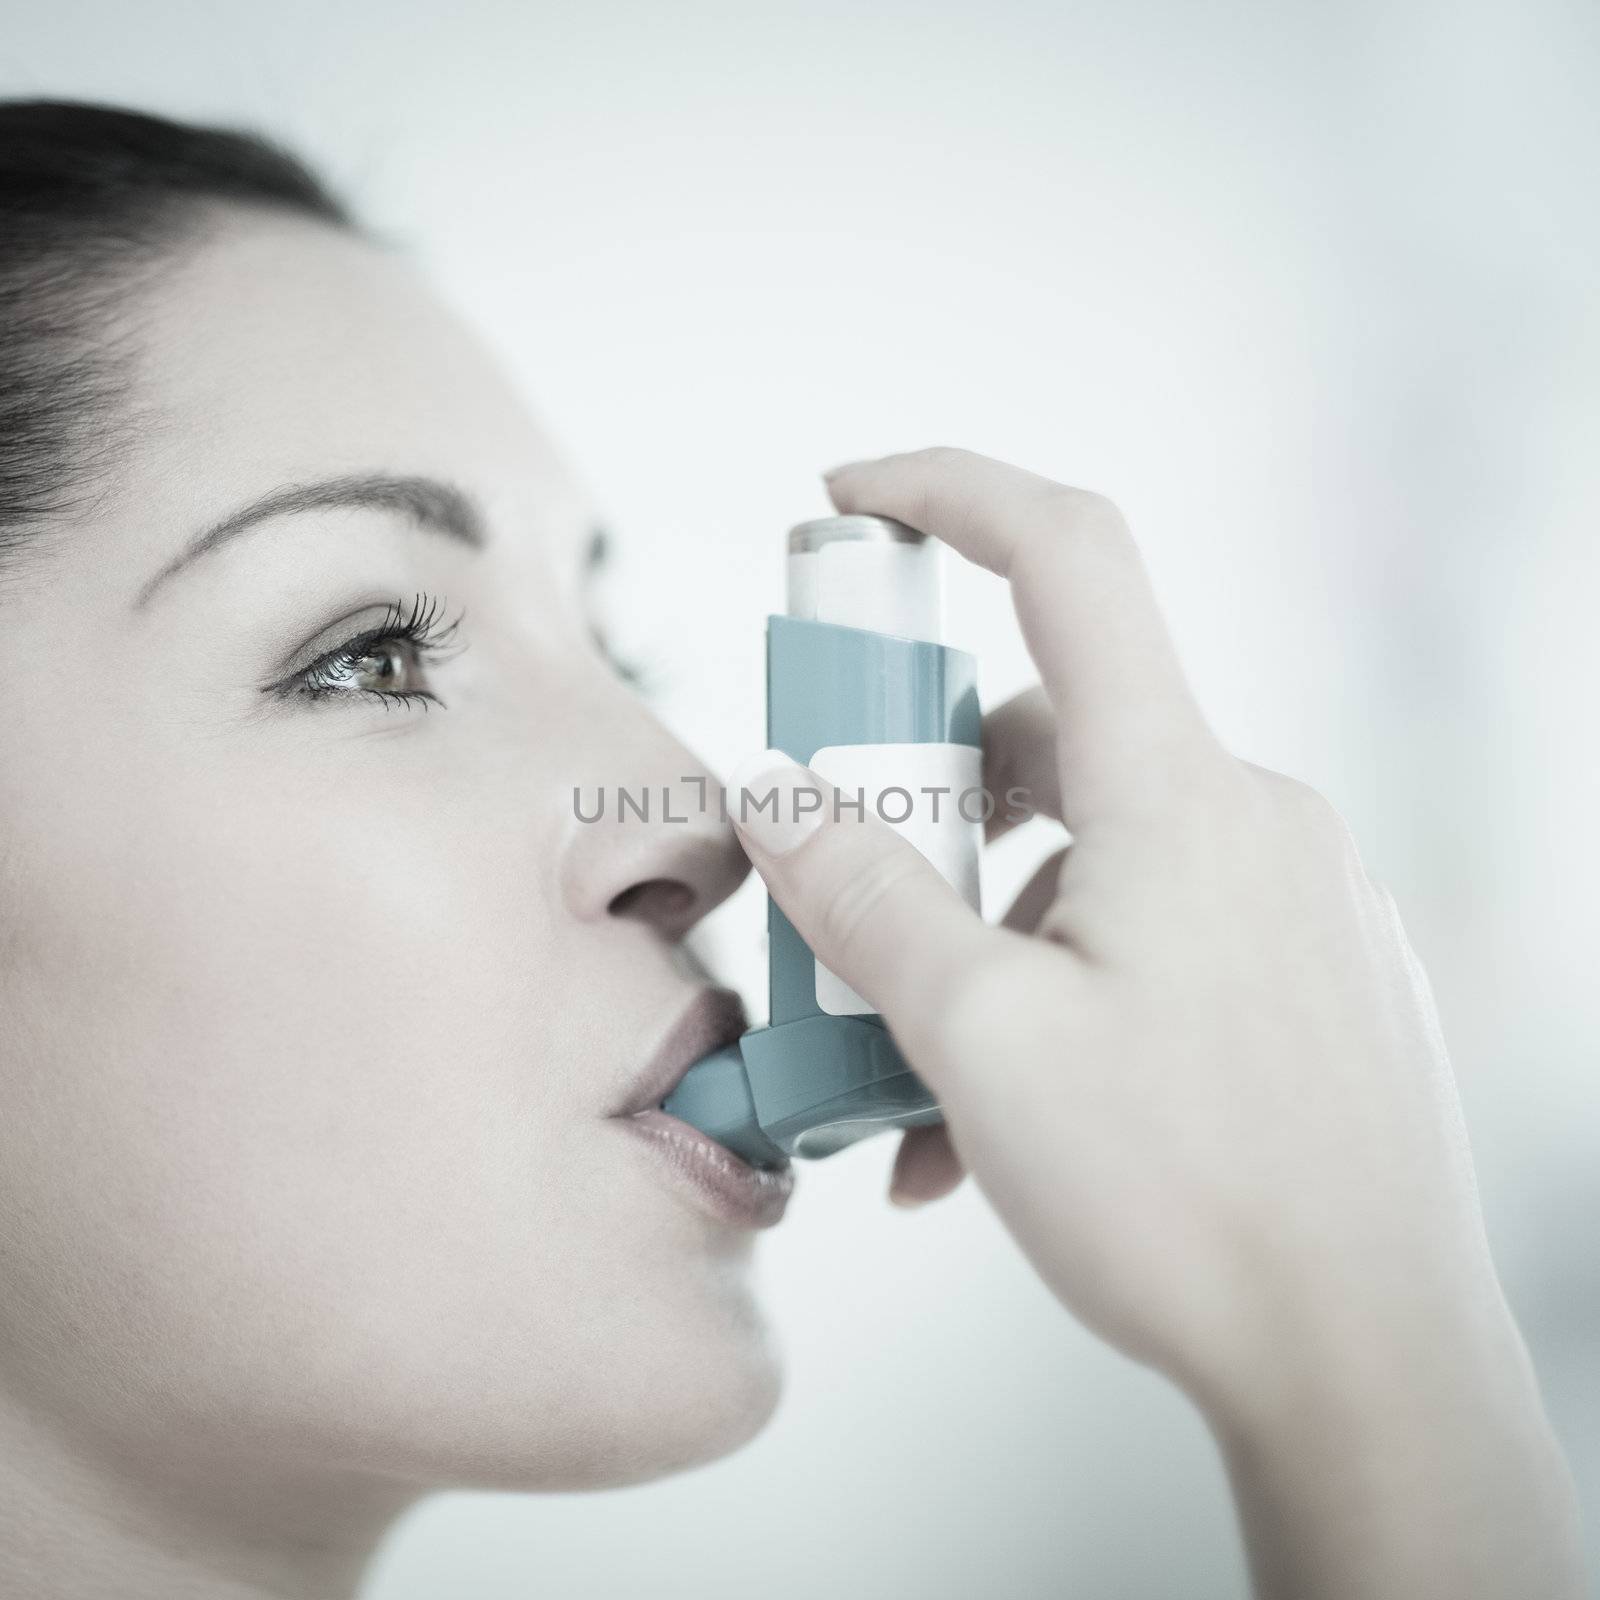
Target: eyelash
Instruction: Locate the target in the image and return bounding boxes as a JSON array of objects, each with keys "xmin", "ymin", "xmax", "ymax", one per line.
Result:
[
  {"xmin": 263, "ymin": 591, "xmax": 656, "ymax": 713},
  {"xmin": 265, "ymin": 592, "xmax": 467, "ymax": 711}
]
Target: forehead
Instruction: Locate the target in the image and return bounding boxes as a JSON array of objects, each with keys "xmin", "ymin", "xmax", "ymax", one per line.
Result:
[{"xmin": 109, "ymin": 205, "xmax": 594, "ymax": 585}]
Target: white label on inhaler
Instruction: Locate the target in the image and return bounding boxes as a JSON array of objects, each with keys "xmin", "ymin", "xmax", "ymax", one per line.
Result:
[{"xmin": 806, "ymin": 742, "xmax": 983, "ymax": 1016}]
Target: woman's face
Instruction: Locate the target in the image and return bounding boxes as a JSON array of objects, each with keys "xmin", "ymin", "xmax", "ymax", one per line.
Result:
[{"xmin": 0, "ymin": 206, "xmax": 788, "ymax": 1495}]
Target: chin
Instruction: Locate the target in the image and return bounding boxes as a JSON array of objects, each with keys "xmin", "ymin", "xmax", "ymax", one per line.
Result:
[
  {"xmin": 310, "ymin": 1247, "xmax": 787, "ymax": 1495},
  {"xmin": 420, "ymin": 1313, "xmax": 787, "ymax": 1494},
  {"xmin": 567, "ymin": 1327, "xmax": 785, "ymax": 1491}
]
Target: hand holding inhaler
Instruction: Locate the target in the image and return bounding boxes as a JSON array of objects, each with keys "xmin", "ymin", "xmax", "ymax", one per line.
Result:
[{"xmin": 728, "ymin": 449, "xmax": 1585, "ymax": 1600}]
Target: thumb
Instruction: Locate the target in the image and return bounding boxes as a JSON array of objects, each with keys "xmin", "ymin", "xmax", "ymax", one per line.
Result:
[{"xmin": 725, "ymin": 750, "xmax": 993, "ymax": 1055}]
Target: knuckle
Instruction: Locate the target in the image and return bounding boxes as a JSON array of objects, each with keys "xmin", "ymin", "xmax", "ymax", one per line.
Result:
[
  {"xmin": 815, "ymin": 846, "xmax": 923, "ymax": 968},
  {"xmin": 1258, "ymin": 770, "xmax": 1358, "ymax": 854},
  {"xmin": 1290, "ymin": 781, "xmax": 1349, "ymax": 838},
  {"xmin": 1038, "ymin": 482, "xmax": 1123, "ymax": 525},
  {"xmin": 1063, "ymin": 484, "xmax": 1128, "ymax": 530},
  {"xmin": 1024, "ymin": 484, "xmax": 1137, "ymax": 566},
  {"xmin": 1362, "ymin": 873, "xmax": 1402, "ymax": 926}
]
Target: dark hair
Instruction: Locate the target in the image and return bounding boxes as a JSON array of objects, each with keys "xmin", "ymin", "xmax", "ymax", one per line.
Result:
[{"xmin": 0, "ymin": 100, "xmax": 355, "ymax": 569}]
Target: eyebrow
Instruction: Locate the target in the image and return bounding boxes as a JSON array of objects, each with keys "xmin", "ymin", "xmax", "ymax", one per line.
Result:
[{"xmin": 131, "ymin": 473, "xmax": 489, "ymax": 610}]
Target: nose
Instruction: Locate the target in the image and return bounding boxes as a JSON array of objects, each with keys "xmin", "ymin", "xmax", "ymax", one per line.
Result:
[{"xmin": 559, "ymin": 718, "xmax": 752, "ymax": 944}]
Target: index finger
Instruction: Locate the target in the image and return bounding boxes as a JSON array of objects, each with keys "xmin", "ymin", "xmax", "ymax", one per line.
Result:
[{"xmin": 824, "ymin": 447, "xmax": 1216, "ymax": 820}]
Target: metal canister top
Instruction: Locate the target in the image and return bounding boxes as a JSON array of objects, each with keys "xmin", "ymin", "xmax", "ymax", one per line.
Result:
[
  {"xmin": 787, "ymin": 514, "xmax": 925, "ymax": 553},
  {"xmin": 784, "ymin": 514, "xmax": 942, "ymax": 643}
]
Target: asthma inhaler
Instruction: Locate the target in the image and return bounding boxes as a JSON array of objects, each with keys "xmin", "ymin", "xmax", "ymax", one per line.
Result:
[{"xmin": 662, "ymin": 514, "xmax": 983, "ymax": 1169}]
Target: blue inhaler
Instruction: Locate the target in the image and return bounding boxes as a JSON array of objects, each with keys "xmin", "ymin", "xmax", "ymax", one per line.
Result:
[{"xmin": 662, "ymin": 514, "xmax": 983, "ymax": 1169}]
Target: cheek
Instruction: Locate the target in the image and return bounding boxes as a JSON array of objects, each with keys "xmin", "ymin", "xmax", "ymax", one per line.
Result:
[
  {"xmin": 0, "ymin": 768, "xmax": 777, "ymax": 1485},
  {"xmin": 2, "ymin": 763, "xmax": 565, "ymax": 1260}
]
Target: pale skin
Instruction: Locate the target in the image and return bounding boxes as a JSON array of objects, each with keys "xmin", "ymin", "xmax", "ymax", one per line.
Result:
[
  {"xmin": 730, "ymin": 447, "xmax": 1590, "ymax": 1599},
  {"xmin": 0, "ymin": 194, "xmax": 1582, "ymax": 1596},
  {"xmin": 0, "ymin": 206, "xmax": 777, "ymax": 1598}
]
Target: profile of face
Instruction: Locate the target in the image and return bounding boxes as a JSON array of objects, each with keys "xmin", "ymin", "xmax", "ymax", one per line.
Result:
[{"xmin": 0, "ymin": 203, "xmax": 787, "ymax": 1507}]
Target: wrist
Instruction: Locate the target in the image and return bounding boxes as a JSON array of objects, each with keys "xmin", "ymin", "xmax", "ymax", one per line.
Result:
[
  {"xmin": 1191, "ymin": 1273, "xmax": 1584, "ymax": 1598},
  {"xmin": 1202, "ymin": 1261, "xmax": 1532, "ymax": 1431}
]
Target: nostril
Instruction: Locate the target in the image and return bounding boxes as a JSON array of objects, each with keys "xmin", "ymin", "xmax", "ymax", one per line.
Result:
[{"xmin": 607, "ymin": 878, "xmax": 697, "ymax": 924}]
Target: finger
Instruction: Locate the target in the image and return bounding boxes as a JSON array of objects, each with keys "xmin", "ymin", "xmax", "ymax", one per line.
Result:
[
  {"xmin": 725, "ymin": 748, "xmax": 993, "ymax": 1060},
  {"xmin": 1000, "ymin": 846, "xmax": 1068, "ymax": 934},
  {"xmin": 824, "ymin": 447, "xmax": 1216, "ymax": 819},
  {"xmin": 889, "ymin": 1123, "xmax": 966, "ymax": 1207},
  {"xmin": 982, "ymin": 685, "xmax": 1061, "ymax": 843}
]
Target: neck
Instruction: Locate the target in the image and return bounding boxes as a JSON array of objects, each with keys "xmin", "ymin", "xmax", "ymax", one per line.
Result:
[{"xmin": 0, "ymin": 1388, "xmax": 421, "ymax": 1600}]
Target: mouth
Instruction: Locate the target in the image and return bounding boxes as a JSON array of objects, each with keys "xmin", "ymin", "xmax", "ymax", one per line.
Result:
[{"xmin": 610, "ymin": 985, "xmax": 793, "ymax": 1230}]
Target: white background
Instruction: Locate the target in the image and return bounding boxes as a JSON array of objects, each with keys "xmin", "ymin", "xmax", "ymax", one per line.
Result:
[{"xmin": 6, "ymin": 2, "xmax": 1597, "ymax": 1593}]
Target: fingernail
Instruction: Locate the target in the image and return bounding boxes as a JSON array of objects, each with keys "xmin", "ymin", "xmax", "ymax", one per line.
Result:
[
  {"xmin": 821, "ymin": 458, "xmax": 869, "ymax": 482},
  {"xmin": 726, "ymin": 748, "xmax": 826, "ymax": 856}
]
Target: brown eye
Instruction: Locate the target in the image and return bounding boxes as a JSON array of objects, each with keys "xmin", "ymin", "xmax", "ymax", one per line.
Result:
[
  {"xmin": 265, "ymin": 593, "xmax": 465, "ymax": 710},
  {"xmin": 350, "ymin": 639, "xmax": 418, "ymax": 693},
  {"xmin": 280, "ymin": 629, "xmax": 440, "ymax": 708}
]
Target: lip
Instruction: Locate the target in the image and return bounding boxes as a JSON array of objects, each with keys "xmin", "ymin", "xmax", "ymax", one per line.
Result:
[
  {"xmin": 612, "ymin": 985, "xmax": 752, "ymax": 1116},
  {"xmin": 610, "ymin": 985, "xmax": 794, "ymax": 1230}
]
